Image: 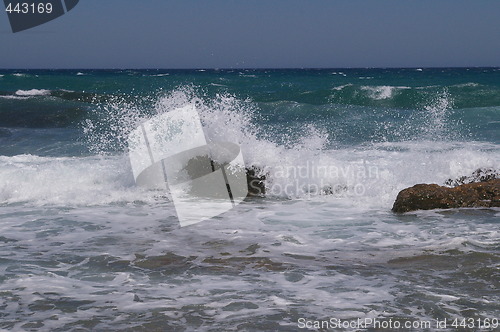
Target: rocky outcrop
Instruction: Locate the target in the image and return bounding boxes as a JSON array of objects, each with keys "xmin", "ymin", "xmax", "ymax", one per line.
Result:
[
  {"xmin": 392, "ymin": 179, "xmax": 500, "ymax": 213},
  {"xmin": 246, "ymin": 167, "xmax": 266, "ymax": 196}
]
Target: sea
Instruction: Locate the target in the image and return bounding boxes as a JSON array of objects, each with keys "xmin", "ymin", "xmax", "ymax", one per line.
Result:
[{"xmin": 0, "ymin": 68, "xmax": 499, "ymax": 331}]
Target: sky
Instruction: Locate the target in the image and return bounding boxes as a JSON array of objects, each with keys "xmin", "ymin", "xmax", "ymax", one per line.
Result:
[{"xmin": 0, "ymin": 0, "xmax": 499, "ymax": 69}]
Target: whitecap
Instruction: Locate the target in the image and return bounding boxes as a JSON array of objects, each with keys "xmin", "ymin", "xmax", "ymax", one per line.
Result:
[
  {"xmin": 0, "ymin": 95, "xmax": 28, "ymax": 100},
  {"xmin": 361, "ymin": 85, "xmax": 410, "ymax": 100},
  {"xmin": 15, "ymin": 89, "xmax": 51, "ymax": 96},
  {"xmin": 332, "ymin": 83, "xmax": 353, "ymax": 91},
  {"xmin": 361, "ymin": 86, "xmax": 395, "ymax": 100},
  {"xmin": 453, "ymin": 82, "xmax": 480, "ymax": 88}
]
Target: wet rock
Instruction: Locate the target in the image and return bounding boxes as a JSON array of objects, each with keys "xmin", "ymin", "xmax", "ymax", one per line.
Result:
[
  {"xmin": 445, "ymin": 168, "xmax": 499, "ymax": 187},
  {"xmin": 246, "ymin": 167, "xmax": 266, "ymax": 196},
  {"xmin": 392, "ymin": 179, "xmax": 500, "ymax": 213}
]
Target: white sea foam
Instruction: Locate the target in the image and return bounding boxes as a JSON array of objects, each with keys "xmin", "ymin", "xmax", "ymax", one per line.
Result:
[
  {"xmin": 15, "ymin": 89, "xmax": 51, "ymax": 96},
  {"xmin": 0, "ymin": 154, "xmax": 145, "ymax": 206},
  {"xmin": 361, "ymin": 85, "xmax": 410, "ymax": 100},
  {"xmin": 453, "ymin": 82, "xmax": 480, "ymax": 88},
  {"xmin": 0, "ymin": 95, "xmax": 27, "ymax": 100},
  {"xmin": 332, "ymin": 83, "xmax": 353, "ymax": 91}
]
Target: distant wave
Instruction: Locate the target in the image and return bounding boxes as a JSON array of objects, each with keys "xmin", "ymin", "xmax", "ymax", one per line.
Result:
[
  {"xmin": 331, "ymin": 83, "xmax": 353, "ymax": 91},
  {"xmin": 361, "ymin": 85, "xmax": 410, "ymax": 100},
  {"xmin": 453, "ymin": 82, "xmax": 480, "ymax": 88},
  {"xmin": 15, "ymin": 89, "xmax": 51, "ymax": 96},
  {"xmin": 0, "ymin": 95, "xmax": 28, "ymax": 100}
]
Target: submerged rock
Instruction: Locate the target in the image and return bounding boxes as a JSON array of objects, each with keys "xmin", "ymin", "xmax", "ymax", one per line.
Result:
[
  {"xmin": 392, "ymin": 179, "xmax": 500, "ymax": 213},
  {"xmin": 246, "ymin": 167, "xmax": 266, "ymax": 196}
]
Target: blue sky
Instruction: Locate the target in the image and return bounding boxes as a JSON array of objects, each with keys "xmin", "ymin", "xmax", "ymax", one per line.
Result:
[{"xmin": 1, "ymin": 0, "xmax": 499, "ymax": 69}]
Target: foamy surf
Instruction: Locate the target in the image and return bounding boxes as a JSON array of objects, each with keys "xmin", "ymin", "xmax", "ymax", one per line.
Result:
[
  {"xmin": 15, "ymin": 89, "xmax": 51, "ymax": 96},
  {"xmin": 0, "ymin": 68, "xmax": 498, "ymax": 331}
]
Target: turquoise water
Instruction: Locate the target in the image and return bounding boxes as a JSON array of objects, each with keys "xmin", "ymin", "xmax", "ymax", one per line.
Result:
[{"xmin": 0, "ymin": 69, "xmax": 499, "ymax": 331}]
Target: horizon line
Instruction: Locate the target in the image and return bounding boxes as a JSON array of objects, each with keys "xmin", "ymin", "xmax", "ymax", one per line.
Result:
[{"xmin": 1, "ymin": 66, "xmax": 499, "ymax": 71}]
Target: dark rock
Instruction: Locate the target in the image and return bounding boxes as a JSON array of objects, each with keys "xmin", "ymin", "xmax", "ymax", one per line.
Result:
[
  {"xmin": 392, "ymin": 179, "xmax": 500, "ymax": 213},
  {"xmin": 246, "ymin": 167, "xmax": 266, "ymax": 196},
  {"xmin": 445, "ymin": 168, "xmax": 499, "ymax": 187}
]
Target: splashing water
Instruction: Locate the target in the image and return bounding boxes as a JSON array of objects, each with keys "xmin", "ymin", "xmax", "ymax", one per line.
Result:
[
  {"xmin": 421, "ymin": 89, "xmax": 455, "ymax": 139},
  {"xmin": 81, "ymin": 86, "xmax": 338, "ymax": 199}
]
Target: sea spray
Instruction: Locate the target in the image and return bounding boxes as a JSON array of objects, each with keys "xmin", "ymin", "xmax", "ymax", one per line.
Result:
[{"xmin": 79, "ymin": 86, "xmax": 496, "ymax": 203}]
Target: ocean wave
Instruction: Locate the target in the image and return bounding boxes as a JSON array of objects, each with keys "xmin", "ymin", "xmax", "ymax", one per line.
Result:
[
  {"xmin": 15, "ymin": 89, "xmax": 51, "ymax": 96},
  {"xmin": 360, "ymin": 85, "xmax": 410, "ymax": 100},
  {"xmin": 80, "ymin": 87, "xmax": 500, "ymax": 206},
  {"xmin": 331, "ymin": 83, "xmax": 353, "ymax": 91},
  {"xmin": 0, "ymin": 154, "xmax": 141, "ymax": 206},
  {"xmin": 0, "ymin": 95, "xmax": 28, "ymax": 100},
  {"xmin": 452, "ymin": 82, "xmax": 480, "ymax": 88}
]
